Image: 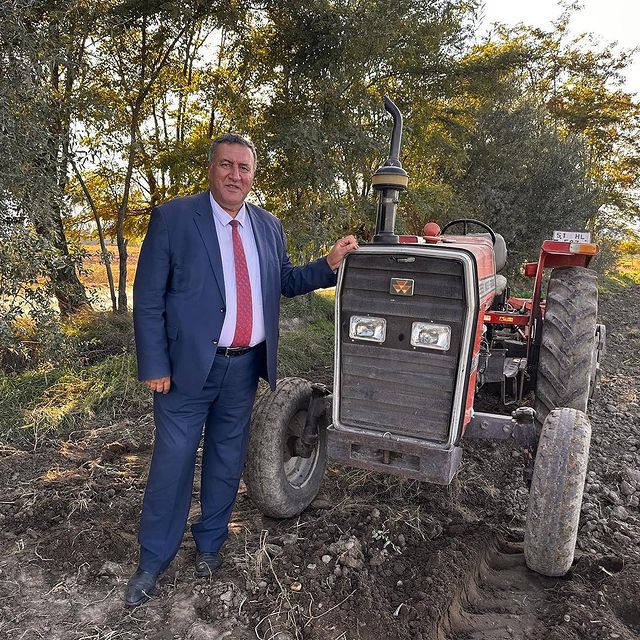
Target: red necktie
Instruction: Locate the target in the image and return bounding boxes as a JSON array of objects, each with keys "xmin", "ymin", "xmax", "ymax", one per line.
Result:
[{"xmin": 229, "ymin": 219, "xmax": 253, "ymax": 347}]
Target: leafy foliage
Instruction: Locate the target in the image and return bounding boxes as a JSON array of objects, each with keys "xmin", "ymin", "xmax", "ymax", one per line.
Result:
[
  {"xmin": 448, "ymin": 93, "xmax": 599, "ymax": 272},
  {"xmin": 1, "ymin": 0, "xmax": 639, "ymax": 347}
]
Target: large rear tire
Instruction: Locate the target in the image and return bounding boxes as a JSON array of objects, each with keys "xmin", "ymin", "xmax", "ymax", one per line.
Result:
[
  {"xmin": 245, "ymin": 377, "xmax": 327, "ymax": 518},
  {"xmin": 534, "ymin": 266, "xmax": 598, "ymax": 429},
  {"xmin": 524, "ymin": 408, "xmax": 591, "ymax": 577}
]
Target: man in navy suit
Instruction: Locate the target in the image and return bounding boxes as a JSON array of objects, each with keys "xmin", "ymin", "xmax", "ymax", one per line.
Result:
[{"xmin": 125, "ymin": 133, "xmax": 358, "ymax": 606}]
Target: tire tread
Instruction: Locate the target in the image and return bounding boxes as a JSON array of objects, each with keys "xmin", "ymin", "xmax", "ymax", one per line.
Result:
[
  {"xmin": 524, "ymin": 408, "xmax": 591, "ymax": 576},
  {"xmin": 245, "ymin": 377, "xmax": 326, "ymax": 518},
  {"xmin": 534, "ymin": 267, "xmax": 598, "ymax": 427}
]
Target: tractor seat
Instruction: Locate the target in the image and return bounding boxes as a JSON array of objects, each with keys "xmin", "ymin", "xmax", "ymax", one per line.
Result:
[
  {"xmin": 493, "ymin": 233, "xmax": 507, "ymax": 272},
  {"xmin": 471, "ymin": 232, "xmax": 508, "ymax": 298},
  {"xmin": 491, "ymin": 234, "xmax": 508, "ymax": 296},
  {"xmin": 471, "ymin": 232, "xmax": 507, "ymax": 272}
]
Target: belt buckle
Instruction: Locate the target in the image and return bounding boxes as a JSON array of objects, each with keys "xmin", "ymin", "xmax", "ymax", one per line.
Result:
[{"xmin": 220, "ymin": 346, "xmax": 245, "ymax": 357}]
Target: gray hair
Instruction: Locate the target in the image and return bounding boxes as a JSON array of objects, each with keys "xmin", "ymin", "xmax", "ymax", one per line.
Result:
[{"xmin": 208, "ymin": 133, "xmax": 257, "ymax": 168}]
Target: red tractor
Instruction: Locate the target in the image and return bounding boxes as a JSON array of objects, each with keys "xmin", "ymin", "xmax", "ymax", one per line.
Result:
[{"xmin": 245, "ymin": 98, "xmax": 605, "ymax": 578}]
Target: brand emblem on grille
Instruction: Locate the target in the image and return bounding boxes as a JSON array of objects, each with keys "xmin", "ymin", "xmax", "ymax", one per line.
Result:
[{"xmin": 390, "ymin": 278, "xmax": 414, "ymax": 296}]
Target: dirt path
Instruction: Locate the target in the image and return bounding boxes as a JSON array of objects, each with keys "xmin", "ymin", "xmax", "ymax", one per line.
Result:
[{"xmin": 0, "ymin": 284, "xmax": 638, "ymax": 640}]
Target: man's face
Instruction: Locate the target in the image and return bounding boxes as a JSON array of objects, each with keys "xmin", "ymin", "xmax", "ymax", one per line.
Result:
[{"xmin": 208, "ymin": 143, "xmax": 256, "ymax": 216}]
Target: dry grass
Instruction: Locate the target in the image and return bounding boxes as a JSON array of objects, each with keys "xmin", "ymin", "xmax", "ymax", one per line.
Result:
[
  {"xmin": 616, "ymin": 255, "xmax": 640, "ymax": 284},
  {"xmin": 601, "ymin": 258, "xmax": 640, "ymax": 290},
  {"xmin": 618, "ymin": 255, "xmax": 640, "ymax": 272},
  {"xmin": 0, "ymin": 352, "xmax": 148, "ymax": 448},
  {"xmin": 80, "ymin": 244, "xmax": 140, "ymax": 289}
]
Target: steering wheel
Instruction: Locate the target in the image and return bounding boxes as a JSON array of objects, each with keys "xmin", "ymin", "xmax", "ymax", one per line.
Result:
[{"xmin": 440, "ymin": 218, "xmax": 496, "ymax": 246}]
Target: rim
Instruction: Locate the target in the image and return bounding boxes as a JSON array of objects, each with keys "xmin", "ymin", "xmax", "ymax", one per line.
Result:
[{"xmin": 283, "ymin": 410, "xmax": 320, "ymax": 489}]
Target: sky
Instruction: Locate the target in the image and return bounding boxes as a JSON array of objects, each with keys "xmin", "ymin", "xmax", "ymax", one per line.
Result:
[{"xmin": 480, "ymin": 0, "xmax": 640, "ymax": 95}]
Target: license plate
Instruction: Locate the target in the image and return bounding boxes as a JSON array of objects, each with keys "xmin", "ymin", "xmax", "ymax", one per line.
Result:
[{"xmin": 553, "ymin": 230, "xmax": 592, "ymax": 243}]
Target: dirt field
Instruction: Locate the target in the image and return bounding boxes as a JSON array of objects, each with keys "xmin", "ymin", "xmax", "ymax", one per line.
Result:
[{"xmin": 0, "ymin": 283, "xmax": 638, "ymax": 640}]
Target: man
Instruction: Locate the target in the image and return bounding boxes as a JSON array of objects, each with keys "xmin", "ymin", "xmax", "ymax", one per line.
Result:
[{"xmin": 126, "ymin": 133, "xmax": 358, "ymax": 607}]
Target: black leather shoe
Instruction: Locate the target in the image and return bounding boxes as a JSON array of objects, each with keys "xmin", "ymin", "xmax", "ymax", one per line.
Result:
[
  {"xmin": 124, "ymin": 568, "xmax": 158, "ymax": 607},
  {"xmin": 195, "ymin": 551, "xmax": 223, "ymax": 577}
]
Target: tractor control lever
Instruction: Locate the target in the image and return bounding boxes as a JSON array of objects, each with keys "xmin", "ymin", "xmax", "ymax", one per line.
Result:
[{"xmin": 372, "ymin": 96, "xmax": 409, "ymax": 244}]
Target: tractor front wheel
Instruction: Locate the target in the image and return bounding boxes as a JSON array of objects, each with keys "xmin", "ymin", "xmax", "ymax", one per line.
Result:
[
  {"xmin": 244, "ymin": 377, "xmax": 327, "ymax": 518},
  {"xmin": 524, "ymin": 408, "xmax": 591, "ymax": 576},
  {"xmin": 534, "ymin": 266, "xmax": 598, "ymax": 429}
]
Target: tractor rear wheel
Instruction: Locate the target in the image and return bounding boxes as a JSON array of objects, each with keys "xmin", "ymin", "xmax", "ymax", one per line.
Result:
[
  {"xmin": 244, "ymin": 377, "xmax": 327, "ymax": 518},
  {"xmin": 524, "ymin": 408, "xmax": 591, "ymax": 576},
  {"xmin": 534, "ymin": 266, "xmax": 598, "ymax": 429}
]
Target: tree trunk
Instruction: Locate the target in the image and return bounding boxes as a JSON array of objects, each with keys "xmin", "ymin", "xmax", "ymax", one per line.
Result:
[
  {"xmin": 72, "ymin": 159, "xmax": 117, "ymax": 312},
  {"xmin": 37, "ymin": 17, "xmax": 91, "ymax": 316},
  {"xmin": 32, "ymin": 209, "xmax": 92, "ymax": 316},
  {"xmin": 115, "ymin": 110, "xmax": 139, "ymax": 313}
]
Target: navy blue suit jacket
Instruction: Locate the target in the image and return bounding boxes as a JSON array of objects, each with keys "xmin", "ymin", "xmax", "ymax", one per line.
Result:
[{"xmin": 133, "ymin": 191, "xmax": 336, "ymax": 396}]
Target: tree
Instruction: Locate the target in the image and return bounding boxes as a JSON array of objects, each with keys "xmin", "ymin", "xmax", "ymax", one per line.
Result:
[
  {"xmin": 221, "ymin": 0, "xmax": 480, "ymax": 256},
  {"xmin": 75, "ymin": 2, "xmax": 245, "ymax": 311},
  {"xmin": 401, "ymin": 8, "xmax": 640, "ymax": 270},
  {"xmin": 483, "ymin": 12, "xmax": 640, "ymax": 235},
  {"xmin": 449, "ymin": 92, "xmax": 599, "ymax": 271},
  {"xmin": 0, "ymin": 0, "xmax": 93, "ymax": 316}
]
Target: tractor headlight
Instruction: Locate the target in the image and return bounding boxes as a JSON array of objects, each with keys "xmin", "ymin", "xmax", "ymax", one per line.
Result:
[
  {"xmin": 349, "ymin": 316, "xmax": 386, "ymax": 343},
  {"xmin": 411, "ymin": 322, "xmax": 451, "ymax": 351}
]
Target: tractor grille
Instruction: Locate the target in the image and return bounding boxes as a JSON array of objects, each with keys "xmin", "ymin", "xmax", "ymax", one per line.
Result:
[{"xmin": 337, "ymin": 252, "xmax": 467, "ymax": 443}]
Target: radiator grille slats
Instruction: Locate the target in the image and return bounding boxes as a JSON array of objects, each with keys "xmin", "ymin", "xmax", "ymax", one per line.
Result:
[
  {"xmin": 342, "ymin": 347, "xmax": 457, "ymax": 386},
  {"xmin": 341, "ymin": 291, "xmax": 464, "ymax": 322},
  {"xmin": 346, "ymin": 268, "xmax": 463, "ymax": 301},
  {"xmin": 338, "ymin": 253, "xmax": 466, "ymax": 443}
]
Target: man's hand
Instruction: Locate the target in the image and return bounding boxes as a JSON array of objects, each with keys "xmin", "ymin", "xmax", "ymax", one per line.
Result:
[
  {"xmin": 326, "ymin": 235, "xmax": 359, "ymax": 271},
  {"xmin": 144, "ymin": 377, "xmax": 171, "ymax": 394}
]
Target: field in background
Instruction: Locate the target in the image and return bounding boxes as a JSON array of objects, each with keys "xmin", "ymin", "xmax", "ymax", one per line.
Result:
[
  {"xmin": 81, "ymin": 244, "xmax": 140, "ymax": 288},
  {"xmin": 81, "ymin": 243, "xmax": 338, "ymax": 308},
  {"xmin": 618, "ymin": 255, "xmax": 640, "ymax": 273},
  {"xmin": 81, "ymin": 244, "xmax": 140, "ymax": 309},
  {"xmin": 81, "ymin": 244, "xmax": 640, "ymax": 293}
]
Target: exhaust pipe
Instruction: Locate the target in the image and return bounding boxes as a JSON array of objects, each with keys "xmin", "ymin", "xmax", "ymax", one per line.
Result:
[{"xmin": 372, "ymin": 96, "xmax": 409, "ymax": 244}]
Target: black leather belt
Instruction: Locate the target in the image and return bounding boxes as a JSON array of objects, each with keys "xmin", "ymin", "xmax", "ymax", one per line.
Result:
[{"xmin": 216, "ymin": 343, "xmax": 260, "ymax": 357}]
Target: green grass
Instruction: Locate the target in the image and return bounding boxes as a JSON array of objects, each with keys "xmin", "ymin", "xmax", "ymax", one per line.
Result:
[
  {"xmin": 278, "ymin": 292, "xmax": 335, "ymax": 381},
  {"xmin": 62, "ymin": 309, "xmax": 136, "ymax": 363},
  {"xmin": 599, "ymin": 267, "xmax": 640, "ymax": 292},
  {"xmin": 0, "ymin": 293, "xmax": 336, "ymax": 448},
  {"xmin": 505, "ymin": 259, "xmax": 640, "ymax": 298},
  {"xmin": 0, "ymin": 353, "xmax": 149, "ymax": 448}
]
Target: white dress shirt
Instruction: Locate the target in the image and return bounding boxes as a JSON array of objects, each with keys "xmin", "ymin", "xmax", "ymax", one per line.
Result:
[{"xmin": 210, "ymin": 193, "xmax": 266, "ymax": 347}]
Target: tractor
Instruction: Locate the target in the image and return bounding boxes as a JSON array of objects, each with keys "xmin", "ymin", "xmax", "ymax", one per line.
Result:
[{"xmin": 245, "ymin": 97, "xmax": 605, "ymax": 578}]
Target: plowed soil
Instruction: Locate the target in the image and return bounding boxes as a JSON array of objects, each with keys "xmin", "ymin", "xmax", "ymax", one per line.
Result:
[{"xmin": 1, "ymin": 283, "xmax": 638, "ymax": 640}]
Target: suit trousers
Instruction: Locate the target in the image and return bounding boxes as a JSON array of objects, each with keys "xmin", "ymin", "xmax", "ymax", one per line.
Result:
[{"xmin": 137, "ymin": 344, "xmax": 264, "ymax": 574}]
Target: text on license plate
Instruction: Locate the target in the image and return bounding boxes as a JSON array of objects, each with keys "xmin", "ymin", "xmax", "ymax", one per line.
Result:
[{"xmin": 553, "ymin": 230, "xmax": 592, "ymax": 243}]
